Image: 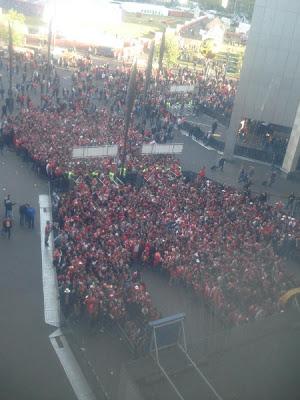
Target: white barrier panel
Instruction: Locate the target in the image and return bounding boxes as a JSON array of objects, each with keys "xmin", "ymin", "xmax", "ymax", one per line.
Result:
[
  {"xmin": 141, "ymin": 143, "xmax": 183, "ymax": 155},
  {"xmin": 170, "ymin": 85, "xmax": 195, "ymax": 93},
  {"xmin": 72, "ymin": 145, "xmax": 118, "ymax": 159}
]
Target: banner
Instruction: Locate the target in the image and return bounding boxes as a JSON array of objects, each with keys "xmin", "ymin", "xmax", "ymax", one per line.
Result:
[
  {"xmin": 170, "ymin": 85, "xmax": 195, "ymax": 93},
  {"xmin": 72, "ymin": 145, "xmax": 118, "ymax": 159},
  {"xmin": 141, "ymin": 143, "xmax": 183, "ymax": 155}
]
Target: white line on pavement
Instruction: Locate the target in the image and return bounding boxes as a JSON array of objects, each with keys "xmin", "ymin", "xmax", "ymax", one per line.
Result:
[
  {"xmin": 39, "ymin": 194, "xmax": 97, "ymax": 400},
  {"xmin": 181, "ymin": 130, "xmax": 224, "ymax": 154},
  {"xmin": 50, "ymin": 329, "xmax": 97, "ymax": 400},
  {"xmin": 39, "ymin": 194, "xmax": 60, "ymax": 327}
]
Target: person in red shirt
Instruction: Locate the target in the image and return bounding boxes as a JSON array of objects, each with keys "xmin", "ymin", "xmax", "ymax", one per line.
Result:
[
  {"xmin": 198, "ymin": 166, "xmax": 206, "ymax": 179},
  {"xmin": 2, "ymin": 217, "xmax": 12, "ymax": 239}
]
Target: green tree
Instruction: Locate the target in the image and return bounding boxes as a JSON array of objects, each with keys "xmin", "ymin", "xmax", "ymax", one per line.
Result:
[
  {"xmin": 156, "ymin": 33, "xmax": 180, "ymax": 67},
  {"xmin": 0, "ymin": 9, "xmax": 26, "ymax": 46},
  {"xmin": 7, "ymin": 9, "xmax": 26, "ymax": 25},
  {"xmin": 200, "ymin": 39, "xmax": 216, "ymax": 59},
  {"xmin": 155, "ymin": 33, "xmax": 180, "ymax": 67}
]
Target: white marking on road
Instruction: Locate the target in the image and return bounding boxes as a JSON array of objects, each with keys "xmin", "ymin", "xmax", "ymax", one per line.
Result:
[
  {"xmin": 39, "ymin": 194, "xmax": 60, "ymax": 328},
  {"xmin": 234, "ymin": 154, "xmax": 273, "ymax": 167},
  {"xmin": 50, "ymin": 329, "xmax": 97, "ymax": 400},
  {"xmin": 40, "ymin": 195, "xmax": 98, "ymax": 400},
  {"xmin": 180, "ymin": 130, "xmax": 224, "ymax": 154}
]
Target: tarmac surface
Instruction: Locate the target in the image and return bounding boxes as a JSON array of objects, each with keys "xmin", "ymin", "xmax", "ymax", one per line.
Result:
[
  {"xmin": 0, "ymin": 150, "xmax": 76, "ymax": 400},
  {"xmin": 175, "ymin": 129, "xmax": 300, "ymax": 205}
]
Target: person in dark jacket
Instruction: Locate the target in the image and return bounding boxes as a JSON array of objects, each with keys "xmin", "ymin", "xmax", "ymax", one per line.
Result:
[
  {"xmin": 19, "ymin": 203, "xmax": 29, "ymax": 226},
  {"xmin": 26, "ymin": 206, "xmax": 36, "ymax": 229}
]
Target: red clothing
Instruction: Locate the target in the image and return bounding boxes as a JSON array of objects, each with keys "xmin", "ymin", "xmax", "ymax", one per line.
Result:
[
  {"xmin": 153, "ymin": 251, "xmax": 162, "ymax": 267},
  {"xmin": 198, "ymin": 167, "xmax": 206, "ymax": 178}
]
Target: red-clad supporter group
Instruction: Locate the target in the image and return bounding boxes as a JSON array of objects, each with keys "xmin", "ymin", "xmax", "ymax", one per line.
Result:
[{"xmin": 2, "ymin": 54, "xmax": 299, "ymax": 349}]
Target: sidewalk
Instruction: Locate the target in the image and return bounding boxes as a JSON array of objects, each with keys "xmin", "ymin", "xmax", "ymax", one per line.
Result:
[
  {"xmin": 0, "ymin": 149, "xmax": 76, "ymax": 400},
  {"xmin": 175, "ymin": 130, "xmax": 300, "ymax": 205}
]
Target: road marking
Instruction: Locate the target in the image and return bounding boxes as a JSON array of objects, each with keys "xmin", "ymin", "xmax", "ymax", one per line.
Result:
[
  {"xmin": 50, "ymin": 329, "xmax": 97, "ymax": 400},
  {"xmin": 40, "ymin": 194, "xmax": 98, "ymax": 400},
  {"xmin": 234, "ymin": 154, "xmax": 273, "ymax": 167},
  {"xmin": 180, "ymin": 130, "xmax": 224, "ymax": 155},
  {"xmin": 39, "ymin": 194, "xmax": 60, "ymax": 327}
]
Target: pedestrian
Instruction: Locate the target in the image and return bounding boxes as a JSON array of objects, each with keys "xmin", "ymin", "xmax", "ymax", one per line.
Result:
[
  {"xmin": 238, "ymin": 167, "xmax": 246, "ymax": 184},
  {"xmin": 268, "ymin": 170, "xmax": 277, "ymax": 187},
  {"xmin": 19, "ymin": 203, "xmax": 29, "ymax": 226},
  {"xmin": 2, "ymin": 217, "xmax": 12, "ymax": 239},
  {"xmin": 286, "ymin": 192, "xmax": 296, "ymax": 214},
  {"xmin": 218, "ymin": 157, "xmax": 225, "ymax": 171},
  {"xmin": 4, "ymin": 195, "xmax": 16, "ymax": 218},
  {"xmin": 44, "ymin": 220, "xmax": 52, "ymax": 247},
  {"xmin": 26, "ymin": 205, "xmax": 36, "ymax": 229},
  {"xmin": 198, "ymin": 166, "xmax": 206, "ymax": 179},
  {"xmin": 2, "ymin": 103, "xmax": 7, "ymax": 118},
  {"xmin": 0, "ymin": 135, "xmax": 4, "ymax": 155},
  {"xmin": 211, "ymin": 120, "xmax": 218, "ymax": 135}
]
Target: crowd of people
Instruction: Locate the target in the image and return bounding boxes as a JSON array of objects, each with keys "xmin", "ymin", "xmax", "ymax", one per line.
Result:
[
  {"xmin": 154, "ymin": 67, "xmax": 237, "ymax": 122},
  {"xmin": 1, "ymin": 50, "xmax": 299, "ymax": 350}
]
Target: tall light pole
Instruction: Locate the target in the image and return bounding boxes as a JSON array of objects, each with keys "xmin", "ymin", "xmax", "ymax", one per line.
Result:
[
  {"xmin": 157, "ymin": 28, "xmax": 166, "ymax": 81},
  {"xmin": 8, "ymin": 23, "xmax": 14, "ymax": 113},
  {"xmin": 47, "ymin": 19, "xmax": 53, "ymax": 94},
  {"xmin": 144, "ymin": 40, "xmax": 155, "ymax": 97},
  {"xmin": 121, "ymin": 61, "xmax": 137, "ymax": 175},
  {"xmin": 233, "ymin": 0, "xmax": 238, "ymax": 16}
]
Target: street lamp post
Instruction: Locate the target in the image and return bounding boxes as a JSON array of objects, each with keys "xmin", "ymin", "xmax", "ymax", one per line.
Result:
[
  {"xmin": 8, "ymin": 23, "xmax": 14, "ymax": 113},
  {"xmin": 157, "ymin": 28, "xmax": 166, "ymax": 84},
  {"xmin": 121, "ymin": 61, "xmax": 137, "ymax": 176},
  {"xmin": 233, "ymin": 0, "xmax": 238, "ymax": 16},
  {"xmin": 144, "ymin": 40, "xmax": 155, "ymax": 97},
  {"xmin": 47, "ymin": 19, "xmax": 53, "ymax": 94}
]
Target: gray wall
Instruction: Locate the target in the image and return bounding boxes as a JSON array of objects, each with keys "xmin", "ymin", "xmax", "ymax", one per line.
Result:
[{"xmin": 225, "ymin": 0, "xmax": 300, "ymax": 156}]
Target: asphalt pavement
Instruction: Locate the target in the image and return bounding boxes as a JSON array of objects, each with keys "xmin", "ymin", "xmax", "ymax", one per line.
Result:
[
  {"xmin": 0, "ymin": 150, "xmax": 76, "ymax": 400},
  {"xmin": 175, "ymin": 129, "xmax": 300, "ymax": 204}
]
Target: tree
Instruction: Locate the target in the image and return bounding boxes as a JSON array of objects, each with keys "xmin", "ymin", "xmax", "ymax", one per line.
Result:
[
  {"xmin": 155, "ymin": 33, "xmax": 180, "ymax": 67},
  {"xmin": 6, "ymin": 9, "xmax": 26, "ymax": 25},
  {"xmin": 156, "ymin": 33, "xmax": 180, "ymax": 67},
  {"xmin": 196, "ymin": 0, "xmax": 255, "ymax": 20},
  {"xmin": 0, "ymin": 9, "xmax": 26, "ymax": 46},
  {"xmin": 165, "ymin": 34, "xmax": 180, "ymax": 66},
  {"xmin": 200, "ymin": 39, "xmax": 216, "ymax": 59}
]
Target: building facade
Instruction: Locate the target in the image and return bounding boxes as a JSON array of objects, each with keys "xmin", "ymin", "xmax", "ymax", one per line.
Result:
[{"xmin": 225, "ymin": 0, "xmax": 300, "ymax": 173}]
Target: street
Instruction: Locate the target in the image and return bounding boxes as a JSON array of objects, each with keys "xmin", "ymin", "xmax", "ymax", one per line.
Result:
[{"xmin": 0, "ymin": 150, "xmax": 76, "ymax": 400}]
